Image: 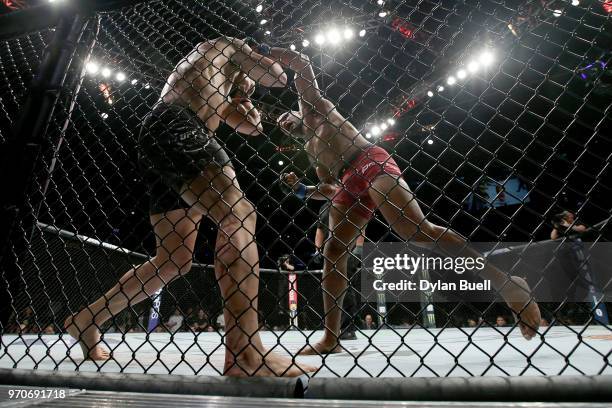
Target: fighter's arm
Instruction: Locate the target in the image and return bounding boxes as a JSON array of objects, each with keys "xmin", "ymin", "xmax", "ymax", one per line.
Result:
[
  {"xmin": 223, "ymin": 38, "xmax": 287, "ymax": 87},
  {"xmin": 268, "ymin": 47, "xmax": 333, "ymax": 116},
  {"xmin": 218, "ymin": 96, "xmax": 263, "ymax": 136},
  {"xmin": 281, "ymin": 171, "xmax": 338, "ymax": 200}
]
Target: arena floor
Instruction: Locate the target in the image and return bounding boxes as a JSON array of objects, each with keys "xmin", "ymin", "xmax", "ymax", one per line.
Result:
[{"xmin": 1, "ymin": 326, "xmax": 610, "ymax": 377}]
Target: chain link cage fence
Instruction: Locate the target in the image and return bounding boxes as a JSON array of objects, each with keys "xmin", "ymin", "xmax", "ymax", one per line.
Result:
[{"xmin": 0, "ymin": 0, "xmax": 611, "ymax": 400}]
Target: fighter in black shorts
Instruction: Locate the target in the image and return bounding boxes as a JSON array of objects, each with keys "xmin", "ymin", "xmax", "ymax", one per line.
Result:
[{"xmin": 65, "ymin": 37, "xmax": 316, "ymax": 377}]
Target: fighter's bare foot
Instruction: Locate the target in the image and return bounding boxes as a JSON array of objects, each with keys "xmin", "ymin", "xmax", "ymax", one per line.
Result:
[
  {"xmin": 501, "ymin": 276, "xmax": 541, "ymax": 340},
  {"xmin": 224, "ymin": 350, "xmax": 317, "ymax": 377},
  {"xmin": 64, "ymin": 314, "xmax": 110, "ymax": 361},
  {"xmin": 298, "ymin": 339, "xmax": 342, "ymax": 356}
]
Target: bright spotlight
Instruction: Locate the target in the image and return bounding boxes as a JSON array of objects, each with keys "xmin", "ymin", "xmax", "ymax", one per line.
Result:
[
  {"xmin": 101, "ymin": 67, "xmax": 111, "ymax": 78},
  {"xmin": 380, "ymin": 123, "xmax": 388, "ymax": 131},
  {"xmin": 437, "ymin": 85, "xmax": 444, "ymax": 92},
  {"xmin": 265, "ymin": 30, "xmax": 271, "ymax": 35},
  {"xmin": 378, "ymin": 11, "xmax": 388, "ymax": 17},
  {"xmin": 427, "ymin": 90, "xmax": 434, "ymax": 97},
  {"xmin": 371, "ymin": 125, "xmax": 381, "ymax": 135},
  {"xmin": 100, "ymin": 112, "xmax": 109, "ymax": 120},
  {"xmin": 116, "ymin": 72, "xmax": 126, "ymax": 82},
  {"xmin": 327, "ymin": 29, "xmax": 341, "ymax": 45},
  {"xmin": 365, "ymin": 133, "xmax": 372, "ymax": 139},
  {"xmin": 457, "ymin": 69, "xmax": 467, "ymax": 79},
  {"xmin": 255, "ymin": 4, "xmax": 263, "ymax": 12},
  {"xmin": 447, "ymin": 76, "xmax": 456, "ymax": 85},
  {"xmin": 343, "ymin": 28, "xmax": 354, "ymax": 39},
  {"xmin": 386, "ymin": 118, "xmax": 395, "ymax": 125},
  {"xmin": 359, "ymin": 29, "xmax": 366, "ymax": 37},
  {"xmin": 315, "ymin": 34, "xmax": 326, "ymax": 45},
  {"xmin": 260, "ymin": 19, "xmax": 268, "ymax": 25},
  {"xmin": 553, "ymin": 9, "xmax": 562, "ymax": 17},
  {"xmin": 86, "ymin": 62, "xmax": 99, "ymax": 74},
  {"xmin": 479, "ymin": 51, "xmax": 494, "ymax": 66},
  {"xmin": 144, "ymin": 83, "xmax": 151, "ymax": 89},
  {"xmin": 571, "ymin": 0, "xmax": 579, "ymax": 5},
  {"xmin": 290, "ymin": 44, "xmax": 296, "ymax": 51},
  {"xmin": 278, "ymin": 160, "xmax": 284, "ymax": 166},
  {"xmin": 377, "ymin": 0, "xmax": 384, "ymax": 4},
  {"xmin": 131, "ymin": 79, "xmax": 138, "ymax": 85},
  {"xmin": 427, "ymin": 139, "xmax": 434, "ymax": 145},
  {"xmin": 302, "ymin": 39, "xmax": 310, "ymax": 47},
  {"xmin": 467, "ymin": 60, "xmax": 478, "ymax": 73}
]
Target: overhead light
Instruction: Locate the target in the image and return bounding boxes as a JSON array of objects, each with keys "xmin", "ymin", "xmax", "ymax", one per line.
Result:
[
  {"xmin": 315, "ymin": 34, "xmax": 326, "ymax": 45},
  {"xmin": 86, "ymin": 62, "xmax": 99, "ymax": 74},
  {"xmin": 553, "ymin": 9, "xmax": 562, "ymax": 17},
  {"xmin": 386, "ymin": 118, "xmax": 395, "ymax": 125},
  {"xmin": 365, "ymin": 132, "xmax": 372, "ymax": 139},
  {"xmin": 571, "ymin": 0, "xmax": 579, "ymax": 5},
  {"xmin": 290, "ymin": 44, "xmax": 296, "ymax": 51},
  {"xmin": 427, "ymin": 90, "xmax": 434, "ymax": 97},
  {"xmin": 437, "ymin": 85, "xmax": 444, "ymax": 92},
  {"xmin": 447, "ymin": 76, "xmax": 456, "ymax": 85},
  {"xmin": 380, "ymin": 123, "xmax": 388, "ymax": 131},
  {"xmin": 371, "ymin": 125, "xmax": 381, "ymax": 135},
  {"xmin": 265, "ymin": 30, "xmax": 271, "ymax": 35},
  {"xmin": 101, "ymin": 68, "xmax": 111, "ymax": 78},
  {"xmin": 457, "ymin": 69, "xmax": 467, "ymax": 79},
  {"xmin": 378, "ymin": 11, "xmax": 388, "ymax": 17},
  {"xmin": 343, "ymin": 28, "xmax": 354, "ymax": 39},
  {"xmin": 427, "ymin": 139, "xmax": 434, "ymax": 145},
  {"xmin": 255, "ymin": 4, "xmax": 263, "ymax": 12},
  {"xmin": 131, "ymin": 79, "xmax": 138, "ymax": 85},
  {"xmin": 116, "ymin": 72, "xmax": 126, "ymax": 82},
  {"xmin": 260, "ymin": 19, "xmax": 268, "ymax": 25},
  {"xmin": 278, "ymin": 160, "xmax": 284, "ymax": 166},
  {"xmin": 144, "ymin": 83, "xmax": 151, "ymax": 89},
  {"xmin": 327, "ymin": 29, "xmax": 341, "ymax": 45},
  {"xmin": 467, "ymin": 60, "xmax": 478, "ymax": 73},
  {"xmin": 100, "ymin": 113, "xmax": 109, "ymax": 119},
  {"xmin": 479, "ymin": 51, "xmax": 494, "ymax": 66},
  {"xmin": 377, "ymin": 0, "xmax": 384, "ymax": 4},
  {"xmin": 359, "ymin": 29, "xmax": 366, "ymax": 37},
  {"xmin": 302, "ymin": 39, "xmax": 310, "ymax": 47}
]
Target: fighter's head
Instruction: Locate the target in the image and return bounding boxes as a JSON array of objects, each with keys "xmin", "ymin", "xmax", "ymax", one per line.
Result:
[{"xmin": 277, "ymin": 110, "xmax": 306, "ymax": 139}]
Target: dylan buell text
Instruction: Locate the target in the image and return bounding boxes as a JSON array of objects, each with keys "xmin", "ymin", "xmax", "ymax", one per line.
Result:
[{"xmin": 372, "ymin": 279, "xmax": 492, "ymax": 292}]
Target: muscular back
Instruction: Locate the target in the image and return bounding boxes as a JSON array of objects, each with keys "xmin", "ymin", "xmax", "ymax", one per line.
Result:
[{"xmin": 160, "ymin": 38, "xmax": 240, "ymax": 132}]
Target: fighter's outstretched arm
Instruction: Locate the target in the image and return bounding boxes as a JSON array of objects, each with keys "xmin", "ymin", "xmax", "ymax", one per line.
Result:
[{"xmin": 222, "ymin": 38, "xmax": 287, "ymax": 87}]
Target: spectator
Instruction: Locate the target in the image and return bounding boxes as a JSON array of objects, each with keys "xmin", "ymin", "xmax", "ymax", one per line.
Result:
[
  {"xmin": 190, "ymin": 309, "xmax": 209, "ymax": 332},
  {"xmin": 495, "ymin": 315, "xmax": 508, "ymax": 327},
  {"xmin": 467, "ymin": 318, "xmax": 478, "ymax": 327},
  {"xmin": 363, "ymin": 314, "xmax": 376, "ymax": 330},
  {"xmin": 165, "ymin": 309, "xmax": 184, "ymax": 333},
  {"xmin": 550, "ymin": 211, "xmax": 588, "ymax": 240},
  {"xmin": 43, "ymin": 325, "xmax": 55, "ymax": 335},
  {"xmin": 540, "ymin": 318, "xmax": 550, "ymax": 327}
]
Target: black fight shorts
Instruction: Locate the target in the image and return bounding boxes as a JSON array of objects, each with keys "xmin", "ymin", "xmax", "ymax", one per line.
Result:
[{"xmin": 138, "ymin": 102, "xmax": 232, "ymax": 215}]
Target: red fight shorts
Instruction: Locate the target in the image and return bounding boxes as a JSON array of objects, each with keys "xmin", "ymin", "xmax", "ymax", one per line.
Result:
[{"xmin": 332, "ymin": 145, "xmax": 402, "ymax": 220}]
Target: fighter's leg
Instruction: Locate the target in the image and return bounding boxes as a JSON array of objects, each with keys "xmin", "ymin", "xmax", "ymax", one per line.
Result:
[
  {"xmin": 65, "ymin": 207, "xmax": 202, "ymax": 360},
  {"xmin": 180, "ymin": 165, "xmax": 316, "ymax": 376},
  {"xmin": 299, "ymin": 204, "xmax": 368, "ymax": 355},
  {"xmin": 368, "ymin": 174, "xmax": 540, "ymax": 339}
]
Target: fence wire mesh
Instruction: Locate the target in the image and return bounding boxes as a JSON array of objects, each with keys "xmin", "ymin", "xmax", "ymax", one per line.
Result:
[{"xmin": 0, "ymin": 0, "xmax": 611, "ymax": 378}]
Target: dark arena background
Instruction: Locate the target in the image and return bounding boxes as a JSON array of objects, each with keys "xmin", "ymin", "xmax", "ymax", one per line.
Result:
[{"xmin": 0, "ymin": 0, "xmax": 611, "ymax": 406}]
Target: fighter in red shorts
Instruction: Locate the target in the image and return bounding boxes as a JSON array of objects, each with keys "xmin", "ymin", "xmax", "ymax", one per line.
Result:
[{"xmin": 267, "ymin": 46, "xmax": 540, "ymax": 354}]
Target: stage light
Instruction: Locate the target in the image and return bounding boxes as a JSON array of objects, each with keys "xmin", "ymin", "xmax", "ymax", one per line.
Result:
[
  {"xmin": 327, "ymin": 29, "xmax": 341, "ymax": 45},
  {"xmin": 343, "ymin": 28, "xmax": 354, "ymax": 39},
  {"xmin": 359, "ymin": 29, "xmax": 366, "ymax": 37},
  {"xmin": 315, "ymin": 34, "xmax": 326, "ymax": 45},
  {"xmin": 553, "ymin": 9, "xmax": 562, "ymax": 17},
  {"xmin": 302, "ymin": 39, "xmax": 310, "ymax": 47},
  {"xmin": 427, "ymin": 90, "xmax": 434, "ymax": 97},
  {"xmin": 386, "ymin": 118, "xmax": 395, "ymax": 125},
  {"xmin": 479, "ymin": 51, "xmax": 494, "ymax": 66},
  {"xmin": 101, "ymin": 68, "xmax": 111, "ymax": 78},
  {"xmin": 265, "ymin": 30, "xmax": 271, "ymax": 35},
  {"xmin": 131, "ymin": 79, "xmax": 138, "ymax": 85},
  {"xmin": 571, "ymin": 0, "xmax": 579, "ymax": 5},
  {"xmin": 380, "ymin": 123, "xmax": 388, "ymax": 131},
  {"xmin": 260, "ymin": 19, "xmax": 268, "ymax": 25},
  {"xmin": 86, "ymin": 62, "xmax": 99, "ymax": 74},
  {"xmin": 447, "ymin": 76, "xmax": 456, "ymax": 85},
  {"xmin": 116, "ymin": 72, "xmax": 126, "ymax": 82},
  {"xmin": 100, "ymin": 113, "xmax": 109, "ymax": 119},
  {"xmin": 255, "ymin": 4, "xmax": 263, "ymax": 12},
  {"xmin": 457, "ymin": 69, "xmax": 467, "ymax": 79},
  {"xmin": 144, "ymin": 83, "xmax": 151, "ymax": 89},
  {"xmin": 278, "ymin": 160, "xmax": 284, "ymax": 166},
  {"xmin": 437, "ymin": 85, "xmax": 444, "ymax": 92},
  {"xmin": 378, "ymin": 11, "xmax": 388, "ymax": 17},
  {"xmin": 365, "ymin": 133, "xmax": 372, "ymax": 139},
  {"xmin": 377, "ymin": 0, "xmax": 384, "ymax": 4},
  {"xmin": 371, "ymin": 125, "xmax": 381, "ymax": 135},
  {"xmin": 467, "ymin": 60, "xmax": 478, "ymax": 73},
  {"xmin": 427, "ymin": 139, "xmax": 434, "ymax": 145},
  {"xmin": 290, "ymin": 44, "xmax": 296, "ymax": 51}
]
